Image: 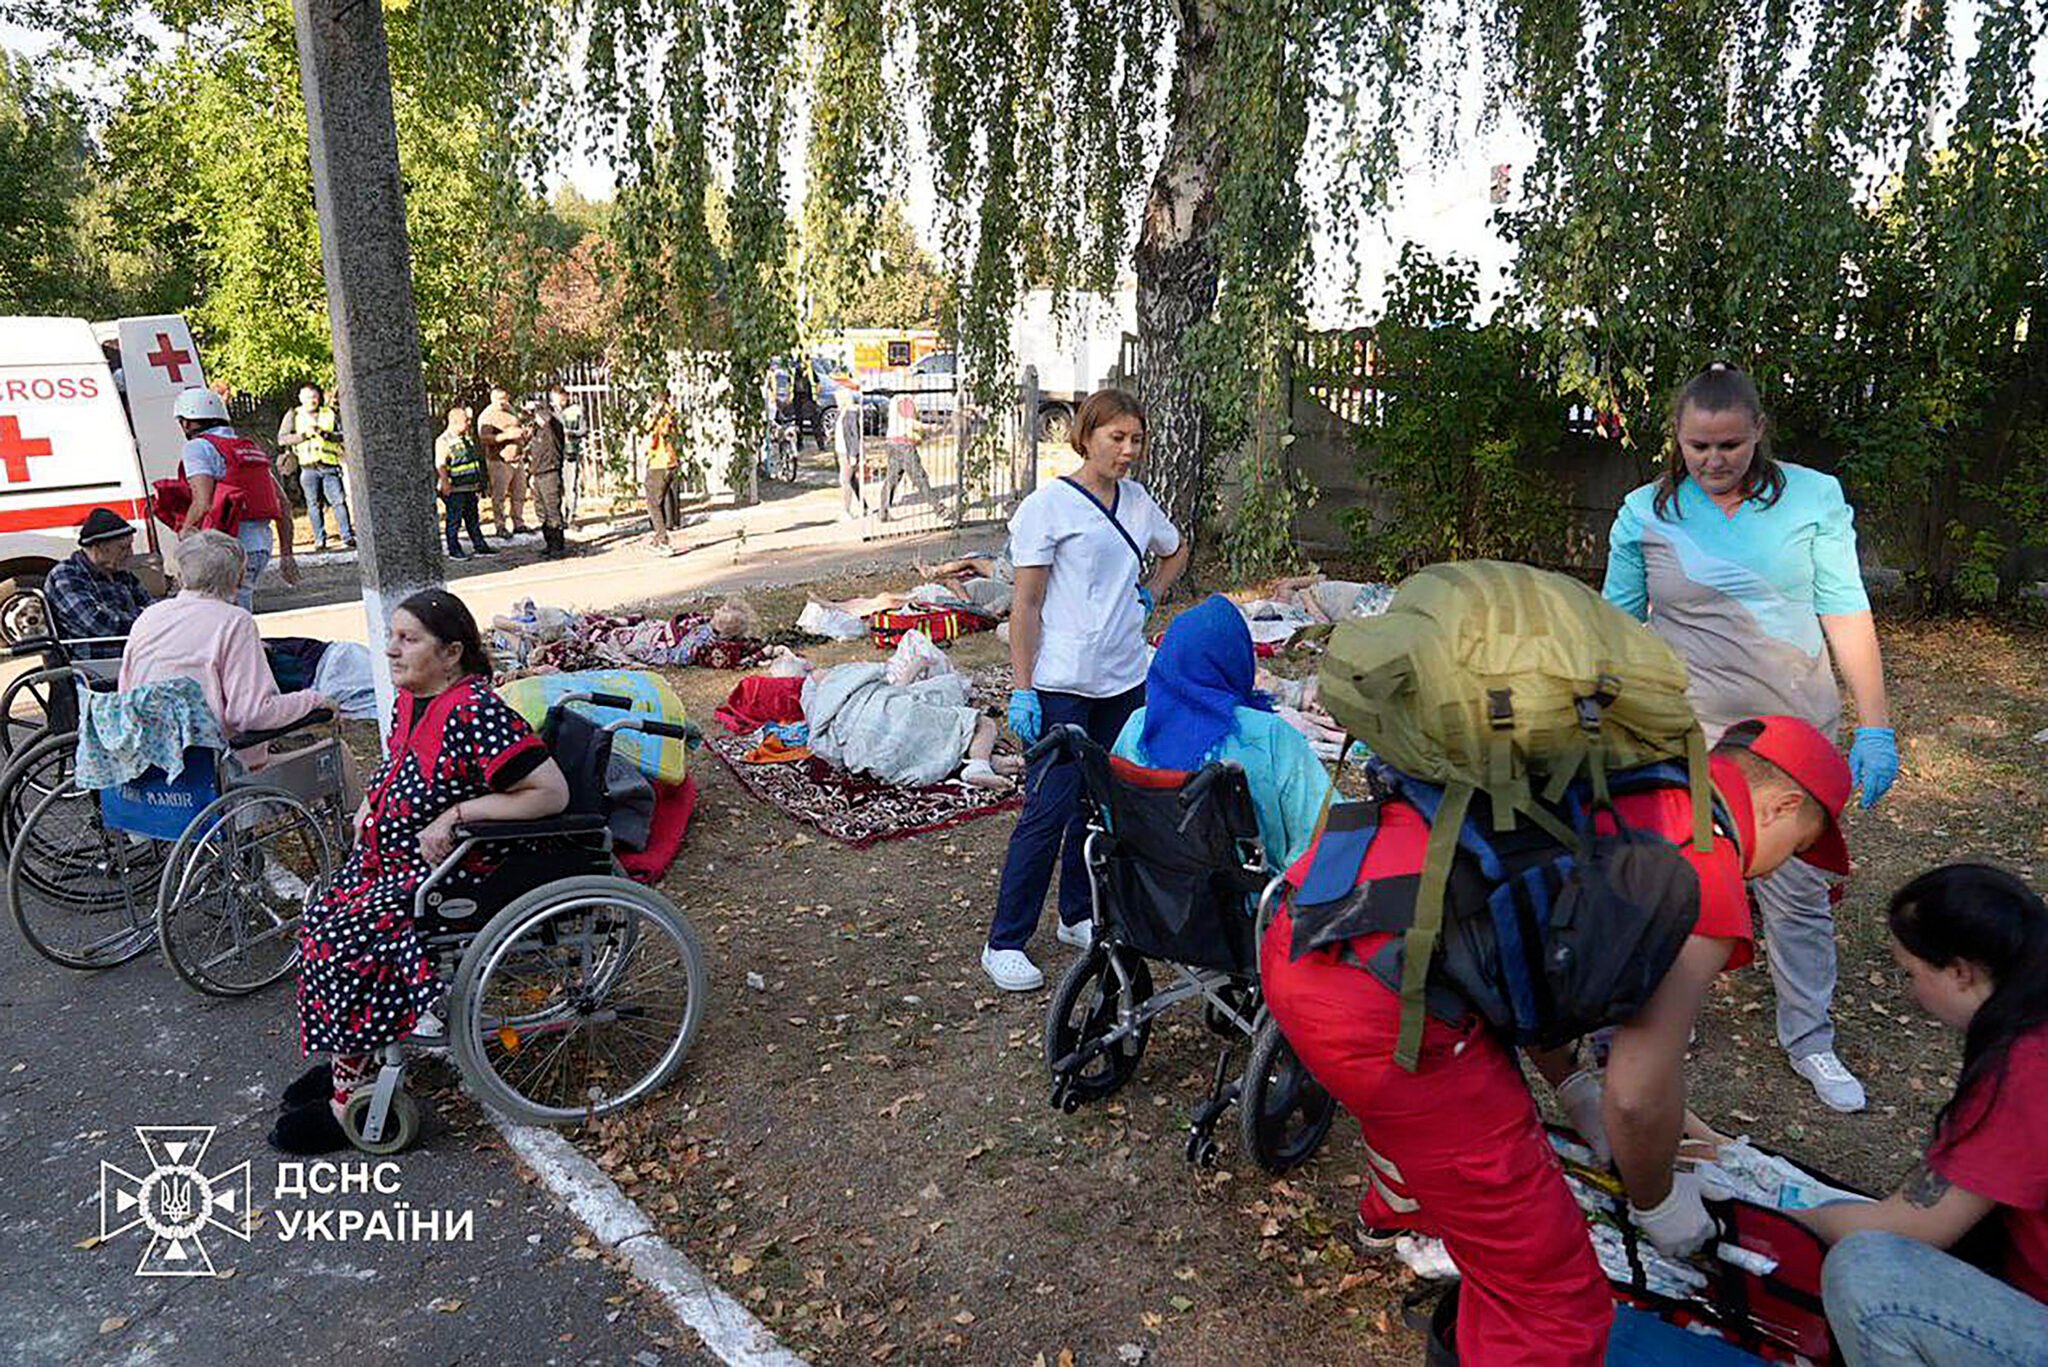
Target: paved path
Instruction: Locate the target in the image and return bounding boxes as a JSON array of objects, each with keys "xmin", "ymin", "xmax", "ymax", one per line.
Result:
[{"xmin": 0, "ymin": 935, "xmax": 707, "ymax": 1366}]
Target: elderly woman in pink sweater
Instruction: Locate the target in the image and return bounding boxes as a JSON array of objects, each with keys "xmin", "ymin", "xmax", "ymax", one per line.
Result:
[{"xmin": 119, "ymin": 530, "xmax": 329, "ymax": 756}]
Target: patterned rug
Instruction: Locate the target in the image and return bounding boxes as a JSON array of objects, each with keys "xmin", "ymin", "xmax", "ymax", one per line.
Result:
[{"xmin": 705, "ymin": 669, "xmax": 1021, "ymax": 847}]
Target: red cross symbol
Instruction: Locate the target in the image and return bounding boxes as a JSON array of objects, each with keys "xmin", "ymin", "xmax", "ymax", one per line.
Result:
[
  {"xmin": 0, "ymin": 415, "xmax": 55, "ymax": 484},
  {"xmin": 145, "ymin": 332, "xmax": 194, "ymax": 384}
]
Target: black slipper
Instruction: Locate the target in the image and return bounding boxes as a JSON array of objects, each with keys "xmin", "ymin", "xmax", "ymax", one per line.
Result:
[
  {"xmin": 279, "ymin": 1062, "xmax": 333, "ymax": 1110},
  {"xmin": 267, "ymin": 1099, "xmax": 350, "ymax": 1155}
]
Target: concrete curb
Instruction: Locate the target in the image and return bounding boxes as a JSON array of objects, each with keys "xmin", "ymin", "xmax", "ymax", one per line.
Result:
[{"xmin": 493, "ymin": 1119, "xmax": 809, "ymax": 1367}]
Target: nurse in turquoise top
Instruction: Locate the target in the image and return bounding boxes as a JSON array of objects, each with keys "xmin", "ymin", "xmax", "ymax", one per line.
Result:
[
  {"xmin": 1113, "ymin": 594, "xmax": 1333, "ymax": 870},
  {"xmin": 1604, "ymin": 363, "xmax": 1900, "ymax": 1116}
]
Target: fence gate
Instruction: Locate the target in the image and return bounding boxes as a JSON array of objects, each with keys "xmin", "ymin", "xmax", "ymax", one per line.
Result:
[{"xmin": 854, "ymin": 372, "xmax": 1036, "ymax": 542}]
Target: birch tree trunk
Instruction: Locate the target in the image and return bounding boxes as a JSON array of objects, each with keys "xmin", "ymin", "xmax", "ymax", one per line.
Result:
[{"xmin": 1132, "ymin": 0, "xmax": 1223, "ymax": 537}]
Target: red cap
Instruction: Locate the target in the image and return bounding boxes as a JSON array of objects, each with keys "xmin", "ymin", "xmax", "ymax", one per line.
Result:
[{"xmin": 1724, "ymin": 716, "xmax": 1852, "ymax": 875}]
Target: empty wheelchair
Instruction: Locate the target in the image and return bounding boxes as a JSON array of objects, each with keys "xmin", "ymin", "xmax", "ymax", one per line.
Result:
[
  {"xmin": 342, "ymin": 692, "xmax": 708, "ymax": 1154},
  {"xmin": 1036, "ymin": 726, "xmax": 1336, "ymax": 1173},
  {"xmin": 4, "ymin": 693, "xmax": 346, "ymax": 992}
]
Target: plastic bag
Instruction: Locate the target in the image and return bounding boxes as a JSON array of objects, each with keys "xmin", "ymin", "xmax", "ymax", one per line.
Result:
[{"xmin": 797, "ymin": 601, "xmax": 867, "ymax": 640}]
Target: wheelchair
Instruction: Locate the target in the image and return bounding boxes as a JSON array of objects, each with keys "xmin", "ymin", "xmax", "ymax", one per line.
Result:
[
  {"xmin": 340, "ymin": 691, "xmax": 708, "ymax": 1154},
  {"xmin": 4, "ymin": 699, "xmax": 346, "ymax": 995},
  {"xmin": 1035, "ymin": 725, "xmax": 1337, "ymax": 1174}
]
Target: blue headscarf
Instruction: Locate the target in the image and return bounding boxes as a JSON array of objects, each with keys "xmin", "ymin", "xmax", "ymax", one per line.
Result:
[{"xmin": 1139, "ymin": 594, "xmax": 1274, "ymax": 772}]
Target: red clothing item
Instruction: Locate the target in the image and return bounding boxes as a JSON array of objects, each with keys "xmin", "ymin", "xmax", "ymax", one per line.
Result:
[
  {"xmin": 1262, "ymin": 907, "xmax": 1612, "ymax": 1365},
  {"xmin": 715, "ymin": 675, "xmax": 805, "ymax": 733},
  {"xmin": 1263, "ymin": 764, "xmax": 1762, "ymax": 1365},
  {"xmin": 1927, "ymin": 1028, "xmax": 2048, "ymax": 1303}
]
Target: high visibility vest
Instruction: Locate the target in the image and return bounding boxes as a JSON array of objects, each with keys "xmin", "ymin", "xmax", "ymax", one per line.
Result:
[
  {"xmin": 294, "ymin": 406, "xmax": 343, "ymax": 466},
  {"xmin": 197, "ymin": 431, "xmax": 285, "ymax": 523},
  {"xmin": 441, "ymin": 433, "xmax": 485, "ymax": 490}
]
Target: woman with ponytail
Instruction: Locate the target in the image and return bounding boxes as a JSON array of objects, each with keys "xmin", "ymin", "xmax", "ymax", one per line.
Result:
[
  {"xmin": 1796, "ymin": 863, "xmax": 2048, "ymax": 1364},
  {"xmin": 1603, "ymin": 362, "xmax": 1899, "ymax": 1114}
]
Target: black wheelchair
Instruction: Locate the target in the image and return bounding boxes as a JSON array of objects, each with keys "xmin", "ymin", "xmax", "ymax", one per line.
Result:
[
  {"xmin": 4, "ymin": 688, "xmax": 347, "ymax": 992},
  {"xmin": 1035, "ymin": 726, "xmax": 1336, "ymax": 1173},
  {"xmin": 342, "ymin": 691, "xmax": 709, "ymax": 1153}
]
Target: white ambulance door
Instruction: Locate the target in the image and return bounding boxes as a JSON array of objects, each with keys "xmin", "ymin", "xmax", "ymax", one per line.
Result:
[{"xmin": 116, "ymin": 315, "xmax": 208, "ymax": 490}]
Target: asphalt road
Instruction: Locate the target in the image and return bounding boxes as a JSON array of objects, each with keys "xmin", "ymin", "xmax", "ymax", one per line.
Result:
[{"xmin": 0, "ymin": 872, "xmax": 704, "ymax": 1365}]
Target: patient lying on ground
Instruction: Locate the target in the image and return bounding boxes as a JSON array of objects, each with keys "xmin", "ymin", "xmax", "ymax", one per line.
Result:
[{"xmin": 801, "ymin": 661, "xmax": 1022, "ymax": 790}]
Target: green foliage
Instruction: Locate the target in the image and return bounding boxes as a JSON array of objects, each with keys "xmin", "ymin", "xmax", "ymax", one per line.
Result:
[
  {"xmin": 1342, "ymin": 247, "xmax": 1570, "ymax": 578},
  {"xmin": 1492, "ymin": 0, "xmax": 2047, "ymax": 602},
  {"xmin": 0, "ymin": 53, "xmax": 109, "ymax": 314}
]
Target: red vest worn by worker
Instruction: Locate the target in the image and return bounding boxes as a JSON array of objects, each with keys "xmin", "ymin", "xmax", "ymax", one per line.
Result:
[{"xmin": 195, "ymin": 431, "xmax": 284, "ymax": 526}]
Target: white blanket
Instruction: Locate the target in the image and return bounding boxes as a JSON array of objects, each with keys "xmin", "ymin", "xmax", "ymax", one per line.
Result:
[{"xmin": 802, "ymin": 664, "xmax": 978, "ymax": 787}]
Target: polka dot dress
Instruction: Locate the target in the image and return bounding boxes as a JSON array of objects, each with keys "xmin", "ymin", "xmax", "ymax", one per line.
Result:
[{"xmin": 297, "ymin": 677, "xmax": 544, "ymax": 1056}]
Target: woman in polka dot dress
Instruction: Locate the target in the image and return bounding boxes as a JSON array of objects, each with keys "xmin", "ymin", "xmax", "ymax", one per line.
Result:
[{"xmin": 269, "ymin": 589, "xmax": 570, "ymax": 1154}]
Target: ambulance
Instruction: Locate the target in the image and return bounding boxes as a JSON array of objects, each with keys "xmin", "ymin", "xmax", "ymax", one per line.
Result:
[{"xmin": 0, "ymin": 315, "xmax": 202, "ymax": 641}]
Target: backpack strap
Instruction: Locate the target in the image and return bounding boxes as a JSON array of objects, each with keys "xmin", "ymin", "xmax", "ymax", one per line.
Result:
[
  {"xmin": 1395, "ymin": 780, "xmax": 1473, "ymax": 1072},
  {"xmin": 1295, "ymin": 800, "xmax": 1378, "ymax": 906}
]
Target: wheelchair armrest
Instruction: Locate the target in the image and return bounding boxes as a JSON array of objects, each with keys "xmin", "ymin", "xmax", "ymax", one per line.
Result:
[
  {"xmin": 453, "ymin": 813, "xmax": 610, "ymax": 841},
  {"xmin": 4, "ymin": 636, "xmax": 62, "ymax": 660},
  {"xmin": 228, "ymin": 708, "xmax": 336, "ymax": 750}
]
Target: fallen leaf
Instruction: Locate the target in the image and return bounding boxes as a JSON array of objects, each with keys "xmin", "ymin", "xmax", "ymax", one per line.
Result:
[
  {"xmin": 952, "ymin": 1311, "xmax": 976, "ymax": 1326},
  {"xmin": 1169, "ymin": 1295, "xmax": 1194, "ymax": 1312},
  {"xmin": 731, "ymin": 1255, "xmax": 756, "ymax": 1276},
  {"xmin": 435, "ymin": 1299, "xmax": 464, "ymax": 1314},
  {"xmin": 99, "ymin": 1317, "xmax": 128, "ymax": 1335}
]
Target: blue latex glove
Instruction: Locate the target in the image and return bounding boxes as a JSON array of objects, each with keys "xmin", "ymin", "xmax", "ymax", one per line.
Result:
[
  {"xmin": 1008, "ymin": 688, "xmax": 1043, "ymax": 746},
  {"xmin": 1136, "ymin": 585, "xmax": 1156, "ymax": 616},
  {"xmin": 1849, "ymin": 726, "xmax": 1899, "ymax": 807}
]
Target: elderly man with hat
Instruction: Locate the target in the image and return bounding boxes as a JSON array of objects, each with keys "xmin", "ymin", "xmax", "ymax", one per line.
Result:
[{"xmin": 41, "ymin": 508, "xmax": 155, "ymax": 659}]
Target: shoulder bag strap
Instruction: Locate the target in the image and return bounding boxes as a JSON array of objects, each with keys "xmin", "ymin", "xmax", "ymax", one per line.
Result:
[{"xmin": 1058, "ymin": 476, "xmax": 1146, "ymax": 574}]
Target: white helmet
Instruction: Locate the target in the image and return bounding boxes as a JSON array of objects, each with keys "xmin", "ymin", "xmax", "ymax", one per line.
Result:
[{"xmin": 173, "ymin": 387, "xmax": 230, "ymax": 423}]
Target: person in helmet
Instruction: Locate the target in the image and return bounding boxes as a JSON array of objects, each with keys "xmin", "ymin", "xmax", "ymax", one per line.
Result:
[{"xmin": 173, "ymin": 387, "xmax": 299, "ymax": 611}]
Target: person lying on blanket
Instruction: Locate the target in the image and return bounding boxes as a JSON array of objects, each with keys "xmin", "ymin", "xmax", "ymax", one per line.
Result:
[
  {"xmin": 801, "ymin": 663, "xmax": 1023, "ymax": 790},
  {"xmin": 1269, "ymin": 570, "xmax": 1395, "ymax": 624},
  {"xmin": 1791, "ymin": 863, "xmax": 2048, "ymax": 1366}
]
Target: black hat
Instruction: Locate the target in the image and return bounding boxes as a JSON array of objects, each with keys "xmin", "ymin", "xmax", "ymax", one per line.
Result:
[{"xmin": 79, "ymin": 508, "xmax": 135, "ymax": 546}]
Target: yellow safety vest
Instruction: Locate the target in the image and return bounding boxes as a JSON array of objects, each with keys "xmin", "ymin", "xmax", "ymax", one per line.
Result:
[{"xmin": 295, "ymin": 406, "xmax": 343, "ymax": 466}]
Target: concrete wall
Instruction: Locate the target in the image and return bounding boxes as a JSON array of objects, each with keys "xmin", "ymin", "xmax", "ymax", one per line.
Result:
[{"xmin": 1283, "ymin": 381, "xmax": 1652, "ymax": 573}]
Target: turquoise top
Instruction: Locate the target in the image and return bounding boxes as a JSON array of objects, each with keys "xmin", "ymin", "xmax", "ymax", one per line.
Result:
[
  {"xmin": 1113, "ymin": 705, "xmax": 1333, "ymax": 868},
  {"xmin": 1603, "ymin": 462, "xmax": 1869, "ymax": 736}
]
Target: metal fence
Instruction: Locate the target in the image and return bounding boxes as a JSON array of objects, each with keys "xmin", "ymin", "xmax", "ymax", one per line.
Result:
[{"xmin": 850, "ymin": 373, "xmax": 1039, "ymax": 541}]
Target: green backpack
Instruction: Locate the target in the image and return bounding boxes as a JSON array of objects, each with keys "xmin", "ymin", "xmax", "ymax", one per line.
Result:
[{"xmin": 1313, "ymin": 560, "xmax": 1714, "ymax": 1067}]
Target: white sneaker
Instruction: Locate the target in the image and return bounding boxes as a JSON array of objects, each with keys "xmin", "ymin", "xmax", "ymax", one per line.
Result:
[
  {"xmin": 1055, "ymin": 919, "xmax": 1094, "ymax": 951},
  {"xmin": 1791, "ymin": 1051, "xmax": 1867, "ymax": 1113},
  {"xmin": 981, "ymin": 946, "xmax": 1044, "ymax": 992}
]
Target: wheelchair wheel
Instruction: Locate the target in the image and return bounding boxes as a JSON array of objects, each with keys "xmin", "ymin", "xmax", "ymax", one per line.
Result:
[
  {"xmin": 0, "ymin": 668, "xmax": 58, "ymax": 761},
  {"xmin": 1240, "ymin": 1017, "xmax": 1336, "ymax": 1174},
  {"xmin": 6, "ymin": 769, "xmax": 160, "ymax": 969},
  {"xmin": 449, "ymin": 875, "xmax": 708, "ymax": 1125},
  {"xmin": 1044, "ymin": 944, "xmax": 1154, "ymax": 1105},
  {"xmin": 158, "ymin": 785, "xmax": 329, "ymax": 996},
  {"xmin": 342, "ymin": 1089, "xmax": 420, "ymax": 1155}
]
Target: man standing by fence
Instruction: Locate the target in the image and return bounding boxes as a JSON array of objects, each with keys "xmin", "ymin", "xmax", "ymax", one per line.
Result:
[
  {"xmin": 477, "ymin": 385, "xmax": 531, "ymax": 540},
  {"xmin": 278, "ymin": 383, "xmax": 354, "ymax": 551},
  {"xmin": 550, "ymin": 384, "xmax": 585, "ymax": 524},
  {"xmin": 528, "ymin": 393, "xmax": 571, "ymax": 560}
]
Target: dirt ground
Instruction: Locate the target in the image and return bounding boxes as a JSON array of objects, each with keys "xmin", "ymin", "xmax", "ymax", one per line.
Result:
[{"xmin": 346, "ymin": 578, "xmax": 2047, "ymax": 1365}]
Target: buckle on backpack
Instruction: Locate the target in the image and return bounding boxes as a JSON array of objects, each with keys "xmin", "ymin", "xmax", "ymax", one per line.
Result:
[{"xmin": 1486, "ymin": 689, "xmax": 1514, "ymax": 729}]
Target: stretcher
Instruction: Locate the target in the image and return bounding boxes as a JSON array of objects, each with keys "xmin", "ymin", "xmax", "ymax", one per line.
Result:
[{"xmin": 1416, "ymin": 1127, "xmax": 1865, "ymax": 1365}]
